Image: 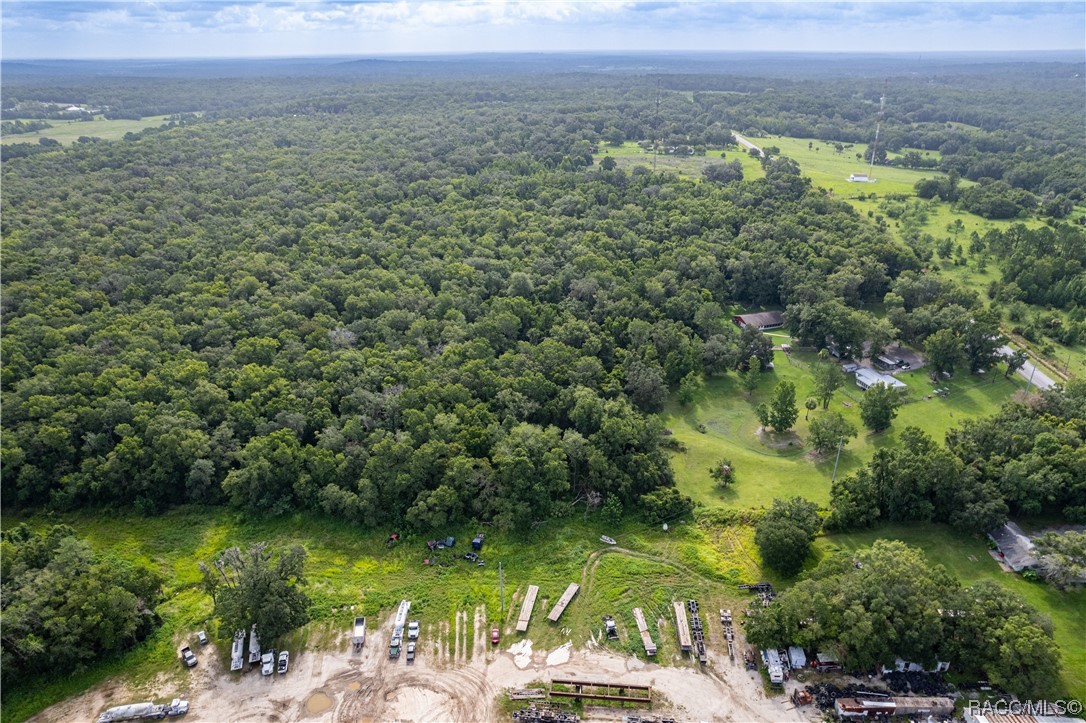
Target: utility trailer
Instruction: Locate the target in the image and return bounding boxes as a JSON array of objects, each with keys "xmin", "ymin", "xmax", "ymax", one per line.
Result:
[
  {"xmin": 96, "ymin": 699, "xmax": 188, "ymax": 722},
  {"xmin": 389, "ymin": 600, "xmax": 410, "ymax": 659},
  {"xmin": 352, "ymin": 616, "xmax": 366, "ymax": 650},
  {"xmin": 230, "ymin": 630, "xmax": 245, "ymax": 671}
]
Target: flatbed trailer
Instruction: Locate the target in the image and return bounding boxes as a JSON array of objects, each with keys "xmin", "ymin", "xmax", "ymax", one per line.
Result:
[
  {"xmin": 632, "ymin": 607, "xmax": 657, "ymax": 656},
  {"xmin": 672, "ymin": 601, "xmax": 691, "ymax": 652},
  {"xmin": 547, "ymin": 583, "xmax": 580, "ymax": 623},
  {"xmin": 516, "ymin": 585, "xmax": 539, "ymax": 632}
]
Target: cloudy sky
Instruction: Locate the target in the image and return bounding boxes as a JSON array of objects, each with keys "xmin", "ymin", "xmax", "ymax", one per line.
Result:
[{"xmin": 2, "ymin": 1, "xmax": 1083, "ymax": 59}]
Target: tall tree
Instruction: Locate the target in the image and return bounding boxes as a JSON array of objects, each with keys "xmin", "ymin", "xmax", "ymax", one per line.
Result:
[
  {"xmin": 925, "ymin": 328, "xmax": 966, "ymax": 380},
  {"xmin": 808, "ymin": 411, "xmax": 857, "ymax": 454},
  {"xmin": 859, "ymin": 382, "xmax": 902, "ymax": 432},
  {"xmin": 741, "ymin": 356, "xmax": 762, "ymax": 398},
  {"xmin": 200, "ymin": 543, "xmax": 309, "ymax": 645},
  {"xmin": 812, "ymin": 354, "xmax": 846, "ymax": 409},
  {"xmin": 767, "ymin": 381, "xmax": 799, "ymax": 432},
  {"xmin": 754, "ymin": 496, "xmax": 820, "ymax": 576}
]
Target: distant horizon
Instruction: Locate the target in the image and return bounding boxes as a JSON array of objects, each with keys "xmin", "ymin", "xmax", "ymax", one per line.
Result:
[
  {"xmin": 5, "ymin": 49, "xmax": 1084, "ymax": 64},
  {"xmin": 3, "ymin": 1, "xmax": 1083, "ymax": 61}
]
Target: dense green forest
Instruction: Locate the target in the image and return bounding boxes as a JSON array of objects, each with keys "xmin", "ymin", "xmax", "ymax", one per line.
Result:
[{"xmin": 2, "ymin": 54, "xmax": 1084, "ymax": 711}]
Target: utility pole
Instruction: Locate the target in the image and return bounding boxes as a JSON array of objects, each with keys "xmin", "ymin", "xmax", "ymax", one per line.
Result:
[
  {"xmin": 831, "ymin": 436, "xmax": 845, "ymax": 483},
  {"xmin": 499, "ymin": 561, "xmax": 504, "ymax": 617},
  {"xmin": 1026, "ymin": 362, "xmax": 1037, "ymax": 393}
]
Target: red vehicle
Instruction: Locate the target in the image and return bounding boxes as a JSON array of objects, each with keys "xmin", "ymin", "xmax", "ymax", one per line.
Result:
[{"xmin": 490, "ymin": 628, "xmax": 500, "ymax": 645}]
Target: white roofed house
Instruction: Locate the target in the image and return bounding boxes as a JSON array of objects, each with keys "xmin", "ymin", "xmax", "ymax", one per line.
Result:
[{"xmin": 855, "ymin": 367, "xmax": 907, "ymax": 391}]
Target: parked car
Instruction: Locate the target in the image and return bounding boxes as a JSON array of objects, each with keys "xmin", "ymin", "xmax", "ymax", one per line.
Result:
[
  {"xmin": 277, "ymin": 650, "xmax": 289, "ymax": 674},
  {"xmin": 196, "ymin": 631, "xmax": 208, "ymax": 645},
  {"xmin": 491, "ymin": 627, "xmax": 500, "ymax": 645},
  {"xmin": 406, "ymin": 642, "xmax": 416, "ymax": 663},
  {"xmin": 261, "ymin": 651, "xmax": 275, "ymax": 676}
]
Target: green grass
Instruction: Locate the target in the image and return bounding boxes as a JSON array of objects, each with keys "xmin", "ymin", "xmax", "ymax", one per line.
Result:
[
  {"xmin": 764, "ymin": 135, "xmax": 954, "ymax": 198},
  {"xmin": 821, "ymin": 523, "xmax": 1086, "ymax": 703},
  {"xmin": 664, "ymin": 351, "xmax": 1026, "ymax": 510},
  {"xmin": 5, "ymin": 505, "xmax": 1081, "ymax": 719},
  {"xmin": 594, "ymin": 141, "xmax": 765, "ymax": 181},
  {"xmin": 0, "ymin": 507, "xmax": 765, "ymax": 722},
  {"xmin": 1, "ymin": 115, "xmax": 174, "ymax": 145}
]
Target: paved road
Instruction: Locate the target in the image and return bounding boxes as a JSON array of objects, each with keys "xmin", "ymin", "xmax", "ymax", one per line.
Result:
[
  {"xmin": 732, "ymin": 132, "xmax": 764, "ymax": 158},
  {"xmin": 999, "ymin": 345, "xmax": 1056, "ymax": 390}
]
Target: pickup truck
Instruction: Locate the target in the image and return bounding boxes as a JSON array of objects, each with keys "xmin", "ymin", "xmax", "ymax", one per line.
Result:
[
  {"xmin": 407, "ymin": 620, "xmax": 420, "ymax": 640},
  {"xmin": 261, "ymin": 650, "xmax": 275, "ymax": 675},
  {"xmin": 180, "ymin": 646, "xmax": 197, "ymax": 668}
]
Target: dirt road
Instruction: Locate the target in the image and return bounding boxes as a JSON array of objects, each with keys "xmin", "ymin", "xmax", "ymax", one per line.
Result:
[{"xmin": 34, "ymin": 607, "xmax": 804, "ymax": 723}]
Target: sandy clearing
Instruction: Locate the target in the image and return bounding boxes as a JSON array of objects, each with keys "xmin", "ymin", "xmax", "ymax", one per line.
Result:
[{"xmin": 31, "ymin": 609, "xmax": 805, "ymax": 723}]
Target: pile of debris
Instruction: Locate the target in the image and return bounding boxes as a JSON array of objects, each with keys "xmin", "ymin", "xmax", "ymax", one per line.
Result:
[
  {"xmin": 805, "ymin": 683, "xmax": 889, "ymax": 712},
  {"xmin": 738, "ymin": 582, "xmax": 776, "ymax": 607},
  {"xmin": 512, "ymin": 704, "xmax": 579, "ymax": 722},
  {"xmin": 686, "ymin": 600, "xmax": 707, "ymax": 665},
  {"xmin": 882, "ymin": 671, "xmax": 953, "ymax": 696},
  {"xmin": 622, "ymin": 717, "xmax": 676, "ymax": 723}
]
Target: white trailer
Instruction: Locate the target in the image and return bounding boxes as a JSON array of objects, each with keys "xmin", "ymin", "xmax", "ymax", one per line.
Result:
[
  {"xmin": 248, "ymin": 624, "xmax": 261, "ymax": 664},
  {"xmin": 230, "ymin": 630, "xmax": 245, "ymax": 671},
  {"xmin": 390, "ymin": 600, "xmax": 410, "ymax": 659},
  {"xmin": 97, "ymin": 698, "xmax": 188, "ymax": 722},
  {"xmin": 392, "ymin": 600, "xmax": 410, "ymax": 638},
  {"xmin": 352, "ymin": 616, "xmax": 366, "ymax": 650}
]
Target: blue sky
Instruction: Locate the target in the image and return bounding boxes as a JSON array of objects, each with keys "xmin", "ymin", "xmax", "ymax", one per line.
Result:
[{"xmin": 2, "ymin": 1, "xmax": 1084, "ymax": 59}]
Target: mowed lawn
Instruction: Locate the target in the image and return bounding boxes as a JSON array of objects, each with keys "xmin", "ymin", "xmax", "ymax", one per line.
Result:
[
  {"xmin": 1, "ymin": 115, "xmax": 173, "ymax": 145},
  {"xmin": 663, "ymin": 350, "xmax": 1026, "ymax": 510},
  {"xmin": 821, "ymin": 523, "xmax": 1086, "ymax": 703}
]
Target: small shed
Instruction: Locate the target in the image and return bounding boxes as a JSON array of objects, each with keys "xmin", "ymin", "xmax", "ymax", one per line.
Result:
[{"xmin": 787, "ymin": 646, "xmax": 807, "ymax": 669}]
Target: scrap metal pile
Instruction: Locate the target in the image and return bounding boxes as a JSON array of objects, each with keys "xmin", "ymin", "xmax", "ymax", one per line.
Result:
[
  {"xmin": 513, "ymin": 704, "xmax": 579, "ymax": 723},
  {"xmin": 804, "ymin": 683, "xmax": 890, "ymax": 712}
]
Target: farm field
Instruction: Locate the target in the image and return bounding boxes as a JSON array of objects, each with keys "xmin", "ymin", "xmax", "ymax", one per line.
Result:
[
  {"xmin": 821, "ymin": 523, "xmax": 1086, "ymax": 704},
  {"xmin": 0, "ymin": 115, "xmax": 174, "ymax": 144},
  {"xmin": 663, "ymin": 350, "xmax": 1027, "ymax": 509}
]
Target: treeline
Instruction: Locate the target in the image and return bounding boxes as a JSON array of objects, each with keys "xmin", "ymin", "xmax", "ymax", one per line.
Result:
[
  {"xmin": 746, "ymin": 540, "xmax": 1061, "ymax": 698},
  {"xmin": 827, "ymin": 382, "xmax": 1086, "ymax": 531},
  {"xmin": 982, "ymin": 224, "xmax": 1086, "ymax": 309},
  {"xmin": 0, "ymin": 119, "xmax": 53, "ymax": 134},
  {"xmin": 0, "ymin": 524, "xmax": 164, "ymax": 688},
  {"xmin": 1, "ymin": 78, "xmax": 930, "ymax": 531}
]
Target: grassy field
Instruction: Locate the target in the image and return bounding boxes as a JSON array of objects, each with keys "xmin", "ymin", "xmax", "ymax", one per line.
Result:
[
  {"xmin": 1, "ymin": 115, "xmax": 174, "ymax": 145},
  {"xmin": 0, "ymin": 507, "xmax": 770, "ymax": 723},
  {"xmin": 663, "ymin": 349, "xmax": 1026, "ymax": 509},
  {"xmin": 821, "ymin": 523, "xmax": 1086, "ymax": 703},
  {"xmin": 595, "ymin": 141, "xmax": 765, "ymax": 181}
]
